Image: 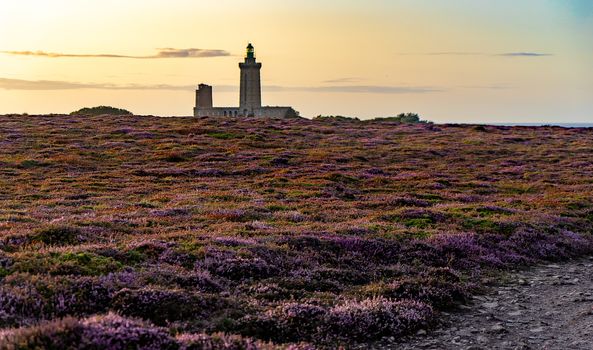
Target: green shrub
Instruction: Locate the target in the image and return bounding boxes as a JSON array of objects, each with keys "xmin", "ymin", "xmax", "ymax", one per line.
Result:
[
  {"xmin": 162, "ymin": 152, "xmax": 187, "ymax": 162},
  {"xmin": 402, "ymin": 218, "xmax": 434, "ymax": 229},
  {"xmin": 70, "ymin": 106, "xmax": 132, "ymax": 116},
  {"xmin": 372, "ymin": 113, "xmax": 426, "ymax": 123},
  {"xmin": 19, "ymin": 160, "xmax": 49, "ymax": 169},
  {"xmin": 314, "ymin": 115, "xmax": 360, "ymax": 121},
  {"xmin": 461, "ymin": 218, "xmax": 515, "ymax": 234},
  {"xmin": 32, "ymin": 226, "xmax": 82, "ymax": 246},
  {"xmin": 207, "ymin": 132, "xmax": 241, "ymax": 140},
  {"xmin": 11, "ymin": 252, "xmax": 122, "ymax": 276}
]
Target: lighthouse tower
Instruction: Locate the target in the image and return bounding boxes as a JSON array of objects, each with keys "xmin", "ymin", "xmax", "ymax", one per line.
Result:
[
  {"xmin": 239, "ymin": 43, "xmax": 262, "ymax": 116},
  {"xmin": 193, "ymin": 43, "xmax": 298, "ymax": 118}
]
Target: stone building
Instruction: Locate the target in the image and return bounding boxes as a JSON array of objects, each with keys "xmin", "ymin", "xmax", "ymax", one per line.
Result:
[{"xmin": 194, "ymin": 44, "xmax": 299, "ymax": 118}]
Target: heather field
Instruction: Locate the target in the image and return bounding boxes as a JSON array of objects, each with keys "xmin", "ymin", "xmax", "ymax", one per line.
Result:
[{"xmin": 0, "ymin": 115, "xmax": 592, "ymax": 349}]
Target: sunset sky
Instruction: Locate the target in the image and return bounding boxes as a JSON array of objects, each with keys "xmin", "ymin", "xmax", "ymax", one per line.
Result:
[{"xmin": 0, "ymin": 0, "xmax": 592, "ymax": 122}]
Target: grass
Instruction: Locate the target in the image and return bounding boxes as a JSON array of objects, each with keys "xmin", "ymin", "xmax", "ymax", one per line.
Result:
[{"xmin": 0, "ymin": 115, "xmax": 592, "ymax": 348}]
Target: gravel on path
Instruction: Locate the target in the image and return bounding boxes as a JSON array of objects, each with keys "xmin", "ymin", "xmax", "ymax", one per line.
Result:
[{"xmin": 370, "ymin": 257, "xmax": 593, "ymax": 350}]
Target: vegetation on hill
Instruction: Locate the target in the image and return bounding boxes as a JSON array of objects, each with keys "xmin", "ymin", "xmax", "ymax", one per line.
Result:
[
  {"xmin": 314, "ymin": 115, "xmax": 360, "ymax": 121},
  {"xmin": 314, "ymin": 113, "xmax": 429, "ymax": 123},
  {"xmin": 373, "ymin": 113, "xmax": 427, "ymax": 123},
  {"xmin": 0, "ymin": 115, "xmax": 591, "ymax": 348},
  {"xmin": 70, "ymin": 106, "xmax": 133, "ymax": 116}
]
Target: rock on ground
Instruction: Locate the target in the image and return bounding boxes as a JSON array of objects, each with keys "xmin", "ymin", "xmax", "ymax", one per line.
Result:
[{"xmin": 368, "ymin": 257, "xmax": 593, "ymax": 350}]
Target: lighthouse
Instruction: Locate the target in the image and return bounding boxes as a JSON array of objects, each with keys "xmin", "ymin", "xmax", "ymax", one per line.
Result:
[
  {"xmin": 239, "ymin": 43, "xmax": 262, "ymax": 116},
  {"xmin": 193, "ymin": 43, "xmax": 298, "ymax": 118}
]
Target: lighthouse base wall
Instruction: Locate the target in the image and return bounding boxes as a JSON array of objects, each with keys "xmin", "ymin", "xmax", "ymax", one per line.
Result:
[{"xmin": 194, "ymin": 106, "xmax": 298, "ymax": 118}]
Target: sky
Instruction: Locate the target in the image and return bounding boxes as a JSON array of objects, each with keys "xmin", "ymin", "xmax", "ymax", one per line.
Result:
[{"xmin": 0, "ymin": 0, "xmax": 592, "ymax": 123}]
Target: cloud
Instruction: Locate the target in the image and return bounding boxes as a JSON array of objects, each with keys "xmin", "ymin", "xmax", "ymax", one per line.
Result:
[
  {"xmin": 322, "ymin": 77, "xmax": 363, "ymax": 83},
  {"xmin": 0, "ymin": 78, "xmax": 194, "ymax": 91},
  {"xmin": 0, "ymin": 48, "xmax": 231, "ymax": 59},
  {"xmin": 458, "ymin": 84, "xmax": 511, "ymax": 90},
  {"xmin": 0, "ymin": 78, "xmax": 440, "ymax": 94},
  {"xmin": 404, "ymin": 52, "xmax": 483, "ymax": 56},
  {"xmin": 154, "ymin": 48, "xmax": 230, "ymax": 58},
  {"xmin": 299, "ymin": 85, "xmax": 441, "ymax": 94},
  {"xmin": 497, "ymin": 52, "xmax": 553, "ymax": 57},
  {"xmin": 195, "ymin": 85, "xmax": 441, "ymax": 94},
  {"xmin": 401, "ymin": 52, "xmax": 552, "ymax": 57}
]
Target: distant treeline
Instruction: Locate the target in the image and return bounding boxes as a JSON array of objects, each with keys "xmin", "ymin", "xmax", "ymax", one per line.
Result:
[
  {"xmin": 314, "ymin": 113, "xmax": 429, "ymax": 123},
  {"xmin": 71, "ymin": 106, "xmax": 133, "ymax": 116}
]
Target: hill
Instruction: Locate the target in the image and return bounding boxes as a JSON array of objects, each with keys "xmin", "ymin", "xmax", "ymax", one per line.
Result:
[
  {"xmin": 0, "ymin": 115, "xmax": 591, "ymax": 348},
  {"xmin": 70, "ymin": 105, "xmax": 133, "ymax": 116}
]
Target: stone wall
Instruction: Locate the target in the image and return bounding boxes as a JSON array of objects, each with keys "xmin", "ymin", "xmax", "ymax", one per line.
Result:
[
  {"xmin": 194, "ymin": 107, "xmax": 239, "ymax": 117},
  {"xmin": 194, "ymin": 106, "xmax": 298, "ymax": 118},
  {"xmin": 252, "ymin": 107, "xmax": 299, "ymax": 118}
]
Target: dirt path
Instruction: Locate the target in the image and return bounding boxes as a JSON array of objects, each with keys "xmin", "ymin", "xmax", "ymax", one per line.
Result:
[{"xmin": 376, "ymin": 257, "xmax": 593, "ymax": 350}]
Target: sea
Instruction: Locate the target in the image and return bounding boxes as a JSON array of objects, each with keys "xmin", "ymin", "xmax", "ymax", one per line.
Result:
[{"xmin": 490, "ymin": 123, "xmax": 593, "ymax": 128}]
